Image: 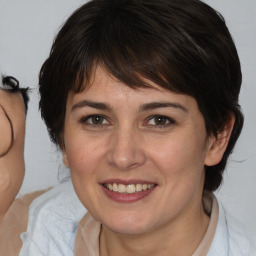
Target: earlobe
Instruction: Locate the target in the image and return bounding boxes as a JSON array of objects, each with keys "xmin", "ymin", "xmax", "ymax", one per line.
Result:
[
  {"xmin": 60, "ymin": 136, "xmax": 69, "ymax": 168},
  {"xmin": 204, "ymin": 114, "xmax": 235, "ymax": 166},
  {"xmin": 62, "ymin": 150, "xmax": 69, "ymax": 168}
]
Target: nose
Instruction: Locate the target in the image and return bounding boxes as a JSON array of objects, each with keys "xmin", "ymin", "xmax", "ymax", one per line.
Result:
[{"xmin": 107, "ymin": 127, "xmax": 146, "ymax": 170}]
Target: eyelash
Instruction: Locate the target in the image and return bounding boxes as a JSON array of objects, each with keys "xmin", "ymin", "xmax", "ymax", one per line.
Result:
[
  {"xmin": 146, "ymin": 115, "xmax": 175, "ymax": 128},
  {"xmin": 79, "ymin": 114, "xmax": 175, "ymax": 128},
  {"xmin": 80, "ymin": 115, "xmax": 110, "ymax": 127}
]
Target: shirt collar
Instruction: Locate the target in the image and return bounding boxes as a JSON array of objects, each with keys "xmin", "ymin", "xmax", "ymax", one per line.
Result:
[{"xmin": 74, "ymin": 192, "xmax": 219, "ymax": 256}]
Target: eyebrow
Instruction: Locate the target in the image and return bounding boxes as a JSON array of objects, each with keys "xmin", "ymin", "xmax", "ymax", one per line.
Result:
[
  {"xmin": 139, "ymin": 102, "xmax": 188, "ymax": 112},
  {"xmin": 71, "ymin": 100, "xmax": 112, "ymax": 112},
  {"xmin": 71, "ymin": 100, "xmax": 188, "ymax": 113}
]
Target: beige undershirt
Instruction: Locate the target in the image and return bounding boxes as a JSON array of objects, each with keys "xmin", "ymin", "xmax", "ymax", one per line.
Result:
[{"xmin": 74, "ymin": 192, "xmax": 219, "ymax": 256}]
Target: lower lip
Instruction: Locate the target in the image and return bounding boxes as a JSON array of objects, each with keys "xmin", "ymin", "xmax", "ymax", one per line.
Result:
[{"xmin": 101, "ymin": 185, "xmax": 156, "ymax": 203}]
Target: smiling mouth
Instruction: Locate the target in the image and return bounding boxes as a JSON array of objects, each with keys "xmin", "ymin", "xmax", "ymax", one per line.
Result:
[{"xmin": 103, "ymin": 183, "xmax": 156, "ymax": 194}]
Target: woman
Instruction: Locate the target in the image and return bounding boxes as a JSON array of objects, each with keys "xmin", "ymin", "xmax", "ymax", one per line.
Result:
[{"xmin": 1, "ymin": 0, "xmax": 255, "ymax": 255}]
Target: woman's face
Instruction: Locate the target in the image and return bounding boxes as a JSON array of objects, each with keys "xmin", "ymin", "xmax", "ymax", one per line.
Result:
[{"xmin": 63, "ymin": 66, "xmax": 219, "ymax": 235}]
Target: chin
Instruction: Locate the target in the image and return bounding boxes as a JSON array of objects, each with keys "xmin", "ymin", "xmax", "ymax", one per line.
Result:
[{"xmin": 101, "ymin": 212, "xmax": 157, "ymax": 236}]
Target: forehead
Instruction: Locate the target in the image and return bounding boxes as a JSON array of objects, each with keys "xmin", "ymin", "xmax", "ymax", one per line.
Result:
[{"xmin": 67, "ymin": 66, "xmax": 198, "ymax": 111}]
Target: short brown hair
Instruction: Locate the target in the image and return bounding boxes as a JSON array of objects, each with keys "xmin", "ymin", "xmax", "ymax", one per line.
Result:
[{"xmin": 39, "ymin": 0, "xmax": 243, "ymax": 191}]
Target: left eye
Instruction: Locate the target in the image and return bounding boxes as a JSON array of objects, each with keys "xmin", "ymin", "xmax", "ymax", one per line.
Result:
[
  {"xmin": 81, "ymin": 115, "xmax": 109, "ymax": 125},
  {"xmin": 147, "ymin": 116, "xmax": 174, "ymax": 127}
]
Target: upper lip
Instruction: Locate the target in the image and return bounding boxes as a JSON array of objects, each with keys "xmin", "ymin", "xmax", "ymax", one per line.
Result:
[{"xmin": 100, "ymin": 179, "xmax": 157, "ymax": 185}]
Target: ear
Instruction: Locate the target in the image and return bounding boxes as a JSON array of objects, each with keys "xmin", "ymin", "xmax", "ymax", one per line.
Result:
[
  {"xmin": 61, "ymin": 140, "xmax": 69, "ymax": 168},
  {"xmin": 204, "ymin": 114, "xmax": 235, "ymax": 166},
  {"xmin": 62, "ymin": 149, "xmax": 70, "ymax": 168},
  {"xmin": 59, "ymin": 135, "xmax": 69, "ymax": 168}
]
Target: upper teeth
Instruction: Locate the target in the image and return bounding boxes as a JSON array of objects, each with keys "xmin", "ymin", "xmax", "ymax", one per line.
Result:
[{"xmin": 104, "ymin": 183, "xmax": 155, "ymax": 194}]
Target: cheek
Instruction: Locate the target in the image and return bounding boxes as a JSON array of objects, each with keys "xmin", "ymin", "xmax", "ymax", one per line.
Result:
[
  {"xmin": 149, "ymin": 133, "xmax": 206, "ymax": 172},
  {"xmin": 145, "ymin": 132, "xmax": 207, "ymax": 202},
  {"xmin": 145, "ymin": 134, "xmax": 206, "ymax": 214},
  {"xmin": 66, "ymin": 146, "xmax": 93, "ymax": 175},
  {"xmin": 64, "ymin": 134, "xmax": 105, "ymax": 176}
]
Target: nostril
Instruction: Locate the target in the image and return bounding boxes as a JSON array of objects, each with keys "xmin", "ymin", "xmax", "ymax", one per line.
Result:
[{"xmin": 107, "ymin": 145, "xmax": 146, "ymax": 170}]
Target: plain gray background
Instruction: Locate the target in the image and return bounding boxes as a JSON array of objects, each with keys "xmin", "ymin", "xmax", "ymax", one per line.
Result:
[{"xmin": 0, "ymin": 0, "xmax": 255, "ymax": 237}]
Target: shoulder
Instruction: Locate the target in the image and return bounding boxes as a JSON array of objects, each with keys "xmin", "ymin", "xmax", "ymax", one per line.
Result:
[
  {"xmin": 207, "ymin": 196, "xmax": 256, "ymax": 256},
  {"xmin": 218, "ymin": 200, "xmax": 256, "ymax": 256},
  {"xmin": 224, "ymin": 208, "xmax": 256, "ymax": 255},
  {"xmin": 19, "ymin": 182, "xmax": 87, "ymax": 256},
  {"xmin": 0, "ymin": 189, "xmax": 48, "ymax": 256}
]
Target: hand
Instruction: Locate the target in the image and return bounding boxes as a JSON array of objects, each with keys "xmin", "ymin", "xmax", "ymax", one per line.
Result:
[{"xmin": 0, "ymin": 76, "xmax": 28, "ymax": 223}]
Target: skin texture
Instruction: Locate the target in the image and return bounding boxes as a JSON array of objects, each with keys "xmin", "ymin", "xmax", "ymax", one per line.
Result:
[
  {"xmin": 0, "ymin": 90, "xmax": 26, "ymax": 223},
  {"xmin": 63, "ymin": 66, "xmax": 234, "ymax": 256}
]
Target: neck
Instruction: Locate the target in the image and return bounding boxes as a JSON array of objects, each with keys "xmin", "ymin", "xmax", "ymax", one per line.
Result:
[{"xmin": 100, "ymin": 201, "xmax": 209, "ymax": 256}]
